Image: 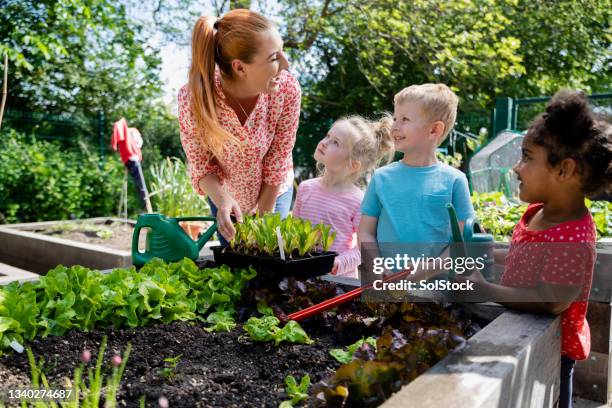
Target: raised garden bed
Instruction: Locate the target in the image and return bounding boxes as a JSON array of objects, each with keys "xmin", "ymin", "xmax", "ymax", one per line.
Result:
[
  {"xmin": 0, "ymin": 218, "xmax": 219, "ymax": 274},
  {"xmin": 0, "ymin": 218, "xmax": 134, "ymax": 274},
  {"xmin": 0, "ymin": 257, "xmax": 562, "ymax": 408}
]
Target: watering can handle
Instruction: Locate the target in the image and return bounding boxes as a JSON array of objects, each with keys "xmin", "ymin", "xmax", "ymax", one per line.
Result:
[
  {"xmin": 132, "ymin": 223, "xmax": 151, "ymax": 267},
  {"xmin": 173, "ymin": 216, "xmax": 218, "ymax": 250}
]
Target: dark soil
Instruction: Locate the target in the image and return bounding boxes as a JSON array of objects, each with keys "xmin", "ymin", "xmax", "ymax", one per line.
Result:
[{"xmin": 0, "ymin": 321, "xmax": 340, "ymax": 407}]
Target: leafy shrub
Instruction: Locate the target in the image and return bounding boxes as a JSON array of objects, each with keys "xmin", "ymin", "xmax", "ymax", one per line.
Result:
[
  {"xmin": 0, "ymin": 130, "xmax": 123, "ymax": 222},
  {"xmin": 471, "ymin": 191, "xmax": 527, "ymax": 241}
]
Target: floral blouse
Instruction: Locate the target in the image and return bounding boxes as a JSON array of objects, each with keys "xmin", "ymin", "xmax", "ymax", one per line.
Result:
[{"xmin": 178, "ymin": 70, "xmax": 301, "ymax": 214}]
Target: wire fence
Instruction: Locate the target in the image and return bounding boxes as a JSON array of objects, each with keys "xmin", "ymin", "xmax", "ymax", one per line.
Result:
[{"xmin": 2, "ymin": 109, "xmax": 107, "ymax": 156}]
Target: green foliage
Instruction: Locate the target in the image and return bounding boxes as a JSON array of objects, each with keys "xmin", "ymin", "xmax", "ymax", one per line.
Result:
[
  {"xmin": 436, "ymin": 151, "xmax": 463, "ymax": 169},
  {"xmin": 231, "ymin": 213, "xmax": 336, "ymax": 257},
  {"xmin": 0, "ymin": 259, "xmax": 257, "ymax": 354},
  {"xmin": 586, "ymin": 199, "xmax": 612, "ymax": 238},
  {"xmin": 158, "ymin": 354, "xmax": 182, "ymax": 382},
  {"xmin": 471, "ymin": 191, "xmax": 527, "ymax": 241},
  {"xmin": 471, "ymin": 192, "xmax": 612, "ymax": 240},
  {"xmin": 279, "ymin": 374, "xmax": 311, "ymax": 408},
  {"xmin": 1, "ymin": 0, "xmax": 181, "ymax": 159},
  {"xmin": 242, "ymin": 316, "xmax": 314, "ymax": 346},
  {"xmin": 279, "ymin": 0, "xmax": 611, "ymax": 174},
  {"xmin": 25, "ymin": 336, "xmax": 131, "ymax": 408},
  {"xmin": 149, "ymin": 157, "xmax": 211, "ymax": 217},
  {"xmin": 329, "ymin": 337, "xmax": 377, "ymax": 364},
  {"xmin": 0, "ymin": 130, "xmax": 124, "ymax": 223}
]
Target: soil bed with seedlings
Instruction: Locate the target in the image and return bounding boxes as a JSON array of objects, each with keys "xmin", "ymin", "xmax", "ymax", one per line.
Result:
[
  {"xmin": 0, "ymin": 257, "xmax": 480, "ymax": 408},
  {"xmin": 0, "ymin": 321, "xmax": 339, "ymax": 407}
]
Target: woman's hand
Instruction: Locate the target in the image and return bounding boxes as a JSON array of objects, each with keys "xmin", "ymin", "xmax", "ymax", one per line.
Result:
[{"xmin": 216, "ymin": 196, "xmax": 243, "ymax": 242}]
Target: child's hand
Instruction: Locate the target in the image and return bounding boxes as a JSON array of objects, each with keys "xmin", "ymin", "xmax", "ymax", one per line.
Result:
[{"xmin": 331, "ymin": 259, "xmax": 340, "ymax": 275}]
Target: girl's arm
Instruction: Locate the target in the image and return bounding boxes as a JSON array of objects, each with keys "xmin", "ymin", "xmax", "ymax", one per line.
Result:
[
  {"xmin": 333, "ymin": 205, "xmax": 363, "ymax": 275},
  {"xmin": 493, "ymin": 247, "xmax": 510, "ymax": 265},
  {"xmin": 456, "ymin": 270, "xmax": 581, "ymax": 315}
]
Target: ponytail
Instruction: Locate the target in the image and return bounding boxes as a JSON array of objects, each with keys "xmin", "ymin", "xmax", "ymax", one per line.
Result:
[
  {"xmin": 188, "ymin": 10, "xmax": 273, "ymax": 158},
  {"xmin": 372, "ymin": 114, "xmax": 395, "ymax": 166}
]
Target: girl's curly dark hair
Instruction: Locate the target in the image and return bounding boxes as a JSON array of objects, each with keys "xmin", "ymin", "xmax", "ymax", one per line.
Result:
[{"xmin": 527, "ymin": 90, "xmax": 612, "ymax": 197}]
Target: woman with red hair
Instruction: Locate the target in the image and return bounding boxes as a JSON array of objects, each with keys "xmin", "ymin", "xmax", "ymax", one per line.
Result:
[{"xmin": 178, "ymin": 9, "xmax": 300, "ymax": 244}]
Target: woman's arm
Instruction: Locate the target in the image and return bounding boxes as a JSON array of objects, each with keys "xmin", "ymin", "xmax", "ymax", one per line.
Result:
[
  {"xmin": 260, "ymin": 73, "xmax": 301, "ymax": 211},
  {"xmin": 257, "ymin": 183, "xmax": 281, "ymax": 215},
  {"xmin": 199, "ymin": 174, "xmax": 243, "ymax": 241}
]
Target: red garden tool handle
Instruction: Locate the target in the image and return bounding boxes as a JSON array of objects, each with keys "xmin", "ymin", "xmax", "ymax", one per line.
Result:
[{"xmin": 287, "ymin": 269, "xmax": 413, "ymax": 322}]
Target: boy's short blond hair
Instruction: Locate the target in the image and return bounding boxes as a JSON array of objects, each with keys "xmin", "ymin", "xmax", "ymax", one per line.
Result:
[{"xmin": 394, "ymin": 84, "xmax": 458, "ymax": 141}]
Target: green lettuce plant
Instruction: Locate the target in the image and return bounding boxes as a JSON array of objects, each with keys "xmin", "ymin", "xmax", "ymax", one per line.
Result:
[
  {"xmin": 0, "ymin": 259, "xmax": 257, "ymax": 354},
  {"xmin": 279, "ymin": 374, "xmax": 311, "ymax": 408},
  {"xmin": 242, "ymin": 316, "xmax": 314, "ymax": 346},
  {"xmin": 329, "ymin": 337, "xmax": 377, "ymax": 364},
  {"xmin": 230, "ymin": 213, "xmax": 336, "ymax": 257}
]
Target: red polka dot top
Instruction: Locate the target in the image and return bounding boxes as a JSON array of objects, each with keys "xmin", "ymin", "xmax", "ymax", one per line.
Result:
[{"xmin": 501, "ymin": 203, "xmax": 597, "ymax": 360}]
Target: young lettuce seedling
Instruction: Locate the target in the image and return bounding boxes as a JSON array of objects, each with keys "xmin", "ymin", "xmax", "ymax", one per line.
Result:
[{"xmin": 279, "ymin": 374, "xmax": 310, "ymax": 407}]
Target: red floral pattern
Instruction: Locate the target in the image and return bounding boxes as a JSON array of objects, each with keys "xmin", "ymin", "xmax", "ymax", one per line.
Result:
[
  {"xmin": 501, "ymin": 203, "xmax": 597, "ymax": 360},
  {"xmin": 178, "ymin": 70, "xmax": 301, "ymax": 214}
]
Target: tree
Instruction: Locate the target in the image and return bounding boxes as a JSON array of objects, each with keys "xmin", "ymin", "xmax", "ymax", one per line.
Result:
[
  {"xmin": 0, "ymin": 0, "xmax": 179, "ymax": 157},
  {"xmin": 277, "ymin": 0, "xmax": 611, "ymax": 174}
]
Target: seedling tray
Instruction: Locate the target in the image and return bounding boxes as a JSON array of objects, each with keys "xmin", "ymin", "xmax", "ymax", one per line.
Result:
[{"xmin": 210, "ymin": 246, "xmax": 337, "ymax": 280}]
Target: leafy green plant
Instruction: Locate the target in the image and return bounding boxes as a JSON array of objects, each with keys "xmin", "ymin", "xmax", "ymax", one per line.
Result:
[
  {"xmin": 471, "ymin": 191, "xmax": 527, "ymax": 241},
  {"xmin": 471, "ymin": 191, "xmax": 611, "ymax": 241},
  {"xmin": 203, "ymin": 311, "xmax": 236, "ymax": 333},
  {"xmin": 242, "ymin": 316, "xmax": 314, "ymax": 346},
  {"xmin": 45, "ymin": 221, "xmax": 114, "ymax": 240},
  {"xmin": 149, "ymin": 157, "xmax": 210, "ymax": 217},
  {"xmin": 24, "ymin": 336, "xmax": 131, "ymax": 408},
  {"xmin": 158, "ymin": 355, "xmax": 182, "ymax": 382},
  {"xmin": 586, "ymin": 199, "xmax": 612, "ymax": 238},
  {"xmin": 0, "ymin": 259, "xmax": 256, "ymax": 354},
  {"xmin": 329, "ymin": 337, "xmax": 377, "ymax": 364},
  {"xmin": 230, "ymin": 213, "xmax": 336, "ymax": 257},
  {"xmin": 279, "ymin": 374, "xmax": 311, "ymax": 408},
  {"xmin": 436, "ymin": 151, "xmax": 462, "ymax": 168}
]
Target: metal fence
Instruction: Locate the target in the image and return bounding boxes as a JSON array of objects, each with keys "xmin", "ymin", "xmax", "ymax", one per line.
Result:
[{"xmin": 2, "ymin": 109, "xmax": 107, "ymax": 156}]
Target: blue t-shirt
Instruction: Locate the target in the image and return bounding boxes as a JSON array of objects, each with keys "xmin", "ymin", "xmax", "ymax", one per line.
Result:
[{"xmin": 361, "ymin": 161, "xmax": 475, "ymax": 244}]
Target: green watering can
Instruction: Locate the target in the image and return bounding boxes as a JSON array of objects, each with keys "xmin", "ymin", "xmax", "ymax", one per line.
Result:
[
  {"xmin": 132, "ymin": 214, "xmax": 217, "ymax": 267},
  {"xmin": 447, "ymin": 203, "xmax": 494, "ymax": 281}
]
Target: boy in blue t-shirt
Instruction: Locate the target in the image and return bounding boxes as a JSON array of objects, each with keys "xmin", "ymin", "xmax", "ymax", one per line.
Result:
[{"xmin": 359, "ymin": 84, "xmax": 474, "ymax": 261}]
